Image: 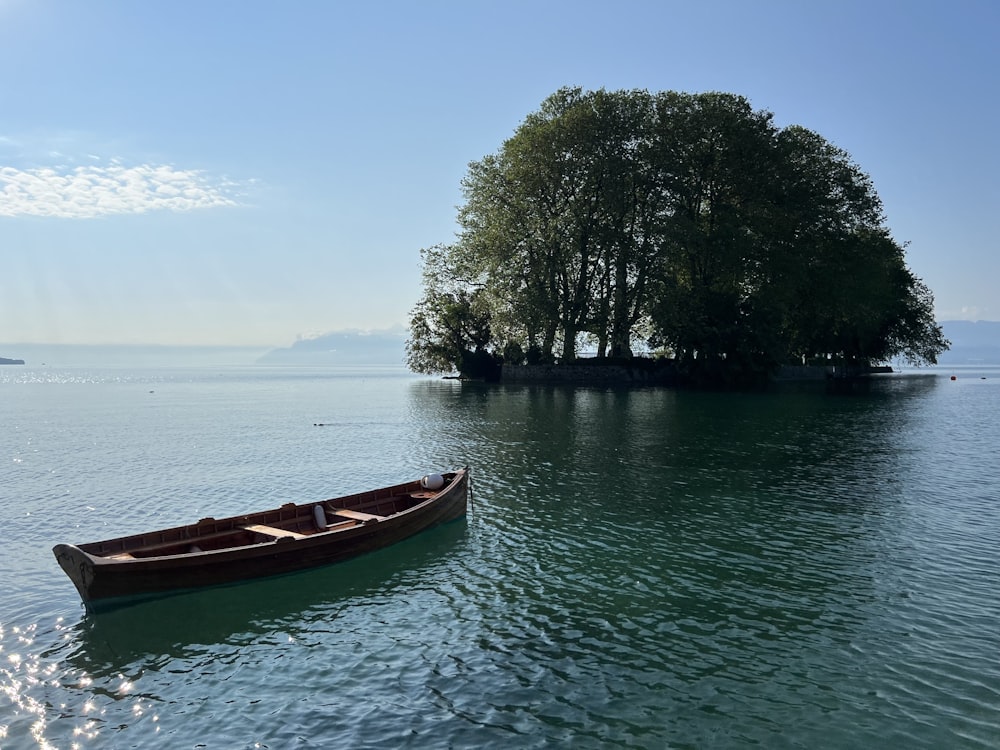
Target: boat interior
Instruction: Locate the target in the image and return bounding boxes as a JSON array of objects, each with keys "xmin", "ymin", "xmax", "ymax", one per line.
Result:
[{"xmin": 85, "ymin": 481, "xmax": 444, "ymax": 560}]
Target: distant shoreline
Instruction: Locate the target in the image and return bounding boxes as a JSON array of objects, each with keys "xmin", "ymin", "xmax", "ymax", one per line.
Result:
[{"xmin": 0, "ymin": 357, "xmax": 26, "ymax": 365}]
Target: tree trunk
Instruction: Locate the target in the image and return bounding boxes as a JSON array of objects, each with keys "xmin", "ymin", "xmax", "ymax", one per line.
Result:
[
  {"xmin": 609, "ymin": 254, "xmax": 632, "ymax": 358},
  {"xmin": 561, "ymin": 324, "xmax": 577, "ymax": 361}
]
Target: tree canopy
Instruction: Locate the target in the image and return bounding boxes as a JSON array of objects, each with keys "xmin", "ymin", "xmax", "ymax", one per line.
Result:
[{"xmin": 406, "ymin": 87, "xmax": 948, "ymax": 384}]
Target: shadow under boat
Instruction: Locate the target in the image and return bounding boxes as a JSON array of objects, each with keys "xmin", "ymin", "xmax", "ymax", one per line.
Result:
[{"xmin": 64, "ymin": 518, "xmax": 468, "ymax": 671}]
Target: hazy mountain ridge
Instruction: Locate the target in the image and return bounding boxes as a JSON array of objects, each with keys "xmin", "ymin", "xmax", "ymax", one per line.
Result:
[
  {"xmin": 255, "ymin": 329, "xmax": 408, "ymax": 365},
  {"xmin": 0, "ymin": 344, "xmax": 272, "ymax": 367},
  {"xmin": 259, "ymin": 321, "xmax": 997, "ymax": 366},
  {"xmin": 936, "ymin": 320, "xmax": 1000, "ymax": 364},
  {"xmin": 2, "ymin": 320, "xmax": 995, "ymax": 367}
]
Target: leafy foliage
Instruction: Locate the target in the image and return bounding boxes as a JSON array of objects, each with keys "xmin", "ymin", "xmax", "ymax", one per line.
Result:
[
  {"xmin": 405, "ymin": 88, "xmax": 949, "ymax": 382},
  {"xmin": 404, "ymin": 246, "xmax": 501, "ymax": 380}
]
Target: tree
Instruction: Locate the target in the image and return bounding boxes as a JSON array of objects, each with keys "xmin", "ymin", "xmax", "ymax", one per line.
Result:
[
  {"xmin": 646, "ymin": 91, "xmax": 782, "ymax": 380},
  {"xmin": 405, "ymin": 245, "xmax": 501, "ymax": 380},
  {"xmin": 406, "ymin": 87, "xmax": 949, "ymax": 383},
  {"xmin": 457, "ymin": 87, "xmax": 663, "ymax": 362}
]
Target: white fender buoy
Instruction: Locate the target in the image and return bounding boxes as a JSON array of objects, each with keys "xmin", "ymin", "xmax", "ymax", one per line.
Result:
[
  {"xmin": 421, "ymin": 474, "xmax": 445, "ymax": 491},
  {"xmin": 313, "ymin": 504, "xmax": 327, "ymax": 531}
]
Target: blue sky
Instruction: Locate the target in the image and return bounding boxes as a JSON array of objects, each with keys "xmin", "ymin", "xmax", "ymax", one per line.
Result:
[{"xmin": 1, "ymin": 0, "xmax": 997, "ymax": 346}]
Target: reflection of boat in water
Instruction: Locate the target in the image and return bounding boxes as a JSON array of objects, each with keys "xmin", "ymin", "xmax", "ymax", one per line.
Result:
[
  {"xmin": 65, "ymin": 519, "xmax": 469, "ymax": 671},
  {"xmin": 54, "ymin": 469, "xmax": 469, "ymax": 609}
]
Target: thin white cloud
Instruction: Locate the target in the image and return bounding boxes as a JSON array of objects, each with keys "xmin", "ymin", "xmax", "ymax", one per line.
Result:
[{"xmin": 0, "ymin": 162, "xmax": 240, "ymax": 218}]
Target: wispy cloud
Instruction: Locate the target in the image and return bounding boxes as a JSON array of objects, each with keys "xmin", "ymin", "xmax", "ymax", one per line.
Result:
[{"xmin": 0, "ymin": 162, "xmax": 241, "ymax": 218}]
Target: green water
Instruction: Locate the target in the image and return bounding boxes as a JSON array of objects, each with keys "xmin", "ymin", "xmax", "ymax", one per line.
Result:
[{"xmin": 1, "ymin": 366, "xmax": 998, "ymax": 748}]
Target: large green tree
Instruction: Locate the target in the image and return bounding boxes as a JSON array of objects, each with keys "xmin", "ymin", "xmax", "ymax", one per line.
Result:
[
  {"xmin": 406, "ymin": 87, "xmax": 948, "ymax": 382},
  {"xmin": 456, "ymin": 87, "xmax": 662, "ymax": 362},
  {"xmin": 645, "ymin": 91, "xmax": 782, "ymax": 379}
]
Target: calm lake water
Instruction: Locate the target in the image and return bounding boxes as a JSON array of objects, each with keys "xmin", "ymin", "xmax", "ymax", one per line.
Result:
[{"xmin": 1, "ymin": 364, "xmax": 998, "ymax": 749}]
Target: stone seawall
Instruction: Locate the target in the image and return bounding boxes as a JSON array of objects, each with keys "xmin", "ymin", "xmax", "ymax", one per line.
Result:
[
  {"xmin": 502, "ymin": 363, "xmax": 891, "ymax": 385},
  {"xmin": 501, "ymin": 363, "xmax": 680, "ymax": 384}
]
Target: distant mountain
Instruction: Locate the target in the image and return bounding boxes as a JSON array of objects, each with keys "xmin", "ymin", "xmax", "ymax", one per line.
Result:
[
  {"xmin": 937, "ymin": 320, "xmax": 1000, "ymax": 364},
  {"xmin": 0, "ymin": 333, "xmax": 409, "ymax": 368},
  {"xmin": 257, "ymin": 322, "xmax": 998, "ymax": 367},
  {"xmin": 0, "ymin": 344, "xmax": 271, "ymax": 367},
  {"xmin": 256, "ymin": 328, "xmax": 407, "ymax": 365}
]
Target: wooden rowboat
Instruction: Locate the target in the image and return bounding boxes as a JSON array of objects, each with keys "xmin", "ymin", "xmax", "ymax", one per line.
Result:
[{"xmin": 54, "ymin": 467, "xmax": 469, "ymax": 608}]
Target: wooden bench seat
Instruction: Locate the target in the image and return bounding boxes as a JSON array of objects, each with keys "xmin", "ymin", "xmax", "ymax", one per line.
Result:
[
  {"xmin": 242, "ymin": 524, "xmax": 308, "ymax": 540},
  {"xmin": 98, "ymin": 521, "xmax": 314, "ymax": 558},
  {"xmin": 331, "ymin": 508, "xmax": 386, "ymax": 522}
]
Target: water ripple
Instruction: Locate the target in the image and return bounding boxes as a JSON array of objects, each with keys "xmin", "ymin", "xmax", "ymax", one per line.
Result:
[{"xmin": 3, "ymin": 370, "xmax": 1000, "ymax": 748}]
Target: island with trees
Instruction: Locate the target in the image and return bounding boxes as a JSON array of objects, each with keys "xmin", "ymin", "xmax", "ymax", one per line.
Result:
[{"xmin": 406, "ymin": 87, "xmax": 948, "ymax": 386}]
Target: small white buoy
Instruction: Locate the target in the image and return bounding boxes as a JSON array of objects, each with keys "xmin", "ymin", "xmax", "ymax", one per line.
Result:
[
  {"xmin": 421, "ymin": 474, "xmax": 445, "ymax": 491},
  {"xmin": 313, "ymin": 504, "xmax": 327, "ymax": 531}
]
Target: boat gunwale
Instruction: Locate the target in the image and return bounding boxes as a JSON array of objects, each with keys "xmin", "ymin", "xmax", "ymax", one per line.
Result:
[{"xmin": 68, "ymin": 468, "xmax": 468, "ymax": 566}]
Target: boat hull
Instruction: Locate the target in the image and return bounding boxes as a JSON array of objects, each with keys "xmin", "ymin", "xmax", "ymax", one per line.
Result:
[{"xmin": 54, "ymin": 468, "xmax": 469, "ymax": 607}]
